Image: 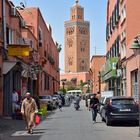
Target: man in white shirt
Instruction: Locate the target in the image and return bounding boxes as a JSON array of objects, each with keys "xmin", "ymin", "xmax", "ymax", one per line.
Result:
[{"xmin": 12, "ymin": 89, "xmax": 19, "ymax": 118}]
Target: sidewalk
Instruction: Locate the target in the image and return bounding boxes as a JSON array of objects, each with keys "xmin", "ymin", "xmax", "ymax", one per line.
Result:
[
  {"xmin": 0, "ymin": 117, "xmax": 25, "ymax": 134},
  {"xmin": 0, "ymin": 111, "xmax": 54, "ymax": 135}
]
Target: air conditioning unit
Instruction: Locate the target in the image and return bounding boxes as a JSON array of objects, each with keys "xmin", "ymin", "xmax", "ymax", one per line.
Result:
[
  {"xmin": 17, "ymin": 37, "xmax": 25, "ymax": 44},
  {"xmin": 23, "ymin": 38, "xmax": 30, "ymax": 45},
  {"xmin": 10, "ymin": 7, "xmax": 17, "ymax": 16},
  {"xmin": 23, "ymin": 38, "xmax": 33, "ymax": 48},
  {"xmin": 20, "ymin": 19, "xmax": 26, "ymax": 28}
]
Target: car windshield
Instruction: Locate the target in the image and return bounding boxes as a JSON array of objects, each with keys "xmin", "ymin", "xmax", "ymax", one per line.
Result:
[{"xmin": 112, "ymin": 99, "xmax": 135, "ymax": 105}]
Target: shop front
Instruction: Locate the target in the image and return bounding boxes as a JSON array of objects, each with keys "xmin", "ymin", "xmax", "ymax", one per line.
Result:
[{"xmin": 100, "ymin": 57, "xmax": 119, "ymax": 96}]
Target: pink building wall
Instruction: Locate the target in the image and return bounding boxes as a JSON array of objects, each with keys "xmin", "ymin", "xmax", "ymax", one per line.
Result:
[
  {"xmin": 125, "ymin": 0, "xmax": 140, "ymax": 96},
  {"xmin": 0, "ymin": 1, "xmax": 60, "ymax": 115},
  {"xmin": 107, "ymin": 0, "xmax": 140, "ymax": 97},
  {"xmin": 90, "ymin": 55, "xmax": 106, "ymax": 94},
  {"xmin": 0, "ymin": 0, "xmax": 25, "ymax": 115},
  {"xmin": 20, "ymin": 8, "xmax": 59, "ymax": 96}
]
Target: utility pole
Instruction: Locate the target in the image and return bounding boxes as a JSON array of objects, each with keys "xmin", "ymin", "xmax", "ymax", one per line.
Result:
[
  {"xmin": 94, "ymin": 46, "xmax": 96, "ymax": 55},
  {"xmin": 2, "ymin": 0, "xmax": 7, "ymax": 50}
]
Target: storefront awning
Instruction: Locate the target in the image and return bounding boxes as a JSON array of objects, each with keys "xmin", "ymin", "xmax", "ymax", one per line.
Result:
[{"xmin": 3, "ymin": 61, "xmax": 17, "ymax": 74}]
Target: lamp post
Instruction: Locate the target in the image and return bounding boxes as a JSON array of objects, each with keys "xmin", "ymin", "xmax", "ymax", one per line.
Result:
[
  {"xmin": 62, "ymin": 81, "xmax": 65, "ymax": 94},
  {"xmin": 130, "ymin": 35, "xmax": 140, "ymax": 137},
  {"xmin": 98, "ymin": 71, "xmax": 101, "ymax": 94}
]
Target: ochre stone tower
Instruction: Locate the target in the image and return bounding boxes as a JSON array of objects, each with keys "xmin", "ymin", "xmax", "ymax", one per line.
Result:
[{"xmin": 64, "ymin": 0, "xmax": 90, "ymax": 73}]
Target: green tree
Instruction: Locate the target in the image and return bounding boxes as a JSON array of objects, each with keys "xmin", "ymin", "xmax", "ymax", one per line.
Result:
[
  {"xmin": 79, "ymin": 80, "xmax": 87, "ymax": 93},
  {"xmin": 59, "ymin": 88, "xmax": 66, "ymax": 94}
]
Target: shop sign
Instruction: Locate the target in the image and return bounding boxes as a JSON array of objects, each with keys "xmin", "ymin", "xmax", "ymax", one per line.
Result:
[
  {"xmin": 102, "ymin": 69, "xmax": 116, "ymax": 81},
  {"xmin": 101, "ymin": 57, "xmax": 118, "ymax": 81},
  {"xmin": 8, "ymin": 44, "xmax": 30, "ymax": 56}
]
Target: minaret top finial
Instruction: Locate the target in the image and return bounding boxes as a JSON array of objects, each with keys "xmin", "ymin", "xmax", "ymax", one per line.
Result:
[{"xmin": 75, "ymin": 0, "xmax": 79, "ymax": 4}]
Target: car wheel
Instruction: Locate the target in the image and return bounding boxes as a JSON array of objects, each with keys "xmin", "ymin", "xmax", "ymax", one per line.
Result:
[{"xmin": 106, "ymin": 116, "xmax": 111, "ymax": 126}]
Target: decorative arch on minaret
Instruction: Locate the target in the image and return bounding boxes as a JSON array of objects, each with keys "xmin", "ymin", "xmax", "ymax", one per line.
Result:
[{"xmin": 66, "ymin": 38, "xmax": 73, "ymax": 48}]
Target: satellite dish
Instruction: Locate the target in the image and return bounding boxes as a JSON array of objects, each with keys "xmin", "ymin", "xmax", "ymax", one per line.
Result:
[{"xmin": 20, "ymin": 2, "xmax": 25, "ymax": 8}]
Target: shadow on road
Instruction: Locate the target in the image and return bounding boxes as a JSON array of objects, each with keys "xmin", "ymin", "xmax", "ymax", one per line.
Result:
[{"xmin": 108, "ymin": 121, "xmax": 138, "ymax": 127}]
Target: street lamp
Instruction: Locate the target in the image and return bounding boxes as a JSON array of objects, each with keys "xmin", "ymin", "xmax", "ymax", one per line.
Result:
[
  {"xmin": 62, "ymin": 81, "xmax": 65, "ymax": 94},
  {"xmin": 130, "ymin": 35, "xmax": 140, "ymax": 137},
  {"xmin": 98, "ymin": 71, "xmax": 101, "ymax": 95}
]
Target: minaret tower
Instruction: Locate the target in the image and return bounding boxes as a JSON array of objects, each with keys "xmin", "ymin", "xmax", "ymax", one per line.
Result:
[{"xmin": 64, "ymin": 0, "xmax": 90, "ymax": 73}]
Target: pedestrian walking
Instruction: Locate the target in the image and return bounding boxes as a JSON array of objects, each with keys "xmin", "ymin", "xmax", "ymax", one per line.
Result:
[
  {"xmin": 21, "ymin": 92, "xmax": 38, "ymax": 134},
  {"xmin": 12, "ymin": 89, "xmax": 19, "ymax": 119},
  {"xmin": 85, "ymin": 96, "xmax": 88, "ymax": 110},
  {"xmin": 58, "ymin": 98, "xmax": 62, "ymax": 111},
  {"xmin": 89, "ymin": 94, "xmax": 99, "ymax": 124}
]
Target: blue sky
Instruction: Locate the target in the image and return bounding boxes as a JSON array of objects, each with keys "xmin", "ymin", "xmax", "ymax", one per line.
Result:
[{"xmin": 11, "ymin": 0, "xmax": 107, "ymax": 71}]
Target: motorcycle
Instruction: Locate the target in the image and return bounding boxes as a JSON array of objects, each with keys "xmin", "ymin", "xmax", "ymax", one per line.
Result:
[{"xmin": 74, "ymin": 101, "xmax": 80, "ymax": 110}]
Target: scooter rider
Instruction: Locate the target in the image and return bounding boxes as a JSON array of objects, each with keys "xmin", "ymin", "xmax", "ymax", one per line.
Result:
[{"xmin": 74, "ymin": 94, "xmax": 81, "ymax": 110}]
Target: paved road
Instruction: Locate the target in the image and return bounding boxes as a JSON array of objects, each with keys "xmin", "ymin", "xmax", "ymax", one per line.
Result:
[{"xmin": 1, "ymin": 100, "xmax": 140, "ymax": 140}]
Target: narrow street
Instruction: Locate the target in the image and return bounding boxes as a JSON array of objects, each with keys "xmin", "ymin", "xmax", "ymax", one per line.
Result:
[{"xmin": 1, "ymin": 100, "xmax": 139, "ymax": 140}]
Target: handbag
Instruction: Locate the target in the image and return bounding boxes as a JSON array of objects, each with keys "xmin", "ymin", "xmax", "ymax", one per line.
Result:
[{"xmin": 35, "ymin": 114, "xmax": 40, "ymax": 125}]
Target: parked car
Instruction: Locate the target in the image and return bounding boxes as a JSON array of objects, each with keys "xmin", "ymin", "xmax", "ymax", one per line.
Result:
[
  {"xmin": 99, "ymin": 97, "xmax": 108, "ymax": 114},
  {"xmin": 39, "ymin": 95, "xmax": 54, "ymax": 110},
  {"xmin": 99, "ymin": 92, "xmax": 113, "ymax": 115},
  {"xmin": 52, "ymin": 95, "xmax": 60, "ymax": 108},
  {"xmin": 100, "ymin": 96, "xmax": 139, "ymax": 126}
]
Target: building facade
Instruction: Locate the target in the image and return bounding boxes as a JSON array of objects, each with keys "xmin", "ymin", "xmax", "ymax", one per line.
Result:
[
  {"xmin": 20, "ymin": 8, "xmax": 60, "ymax": 96},
  {"xmin": 90, "ymin": 55, "xmax": 106, "ymax": 94},
  {"xmin": 60, "ymin": 0, "xmax": 90, "ymax": 91},
  {"xmin": 101, "ymin": 0, "xmax": 140, "ymax": 100},
  {"xmin": 0, "ymin": 1, "xmax": 60, "ymax": 116}
]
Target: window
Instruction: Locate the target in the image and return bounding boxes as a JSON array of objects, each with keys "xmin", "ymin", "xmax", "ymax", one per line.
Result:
[
  {"xmin": 68, "ymin": 56, "xmax": 73, "ymax": 66},
  {"xmin": 106, "ymin": 24, "xmax": 109, "ymax": 41},
  {"xmin": 44, "ymin": 74, "xmax": 49, "ymax": 90},
  {"xmin": 110, "ymin": 17, "xmax": 112, "ymax": 34},
  {"xmin": 121, "ymin": 6, "xmax": 126, "ymax": 24},
  {"xmin": 121, "ymin": 30, "xmax": 126, "ymax": 42},
  {"xmin": 38, "ymin": 27, "xmax": 43, "ymax": 47},
  {"xmin": 67, "ymin": 39, "xmax": 73, "ymax": 48},
  {"xmin": 121, "ymin": 42, "xmax": 126, "ymax": 59},
  {"xmin": 116, "ymin": 36, "xmax": 120, "ymax": 56},
  {"xmin": 112, "ymin": 11, "xmax": 115, "ymax": 29},
  {"xmin": 122, "ymin": 67, "xmax": 126, "ymax": 79},
  {"xmin": 6, "ymin": 27, "xmax": 14, "ymax": 44},
  {"xmin": 78, "ymin": 27, "xmax": 88, "ymax": 35},
  {"xmin": 116, "ymin": 0, "xmax": 120, "ymax": 23},
  {"xmin": 131, "ymin": 70, "xmax": 138, "ymax": 101},
  {"xmin": 80, "ymin": 66, "xmax": 85, "ymax": 71},
  {"xmin": 66, "ymin": 27, "xmax": 74, "ymax": 35},
  {"xmin": 112, "ymin": 99, "xmax": 135, "ymax": 105},
  {"xmin": 81, "ymin": 48, "xmax": 85, "ymax": 52},
  {"xmin": 44, "ymin": 50, "xmax": 47, "ymax": 58}
]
